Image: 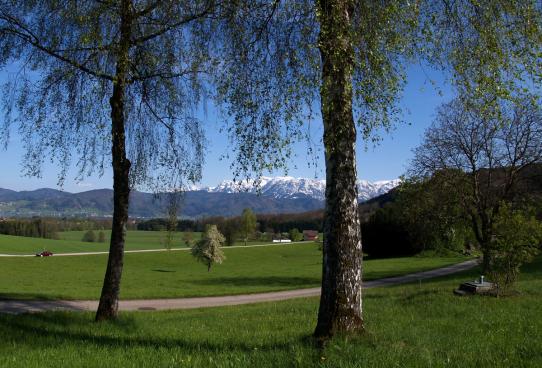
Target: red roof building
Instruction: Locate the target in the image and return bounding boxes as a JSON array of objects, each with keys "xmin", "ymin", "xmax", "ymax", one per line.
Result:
[{"xmin": 303, "ymin": 230, "xmax": 319, "ymax": 241}]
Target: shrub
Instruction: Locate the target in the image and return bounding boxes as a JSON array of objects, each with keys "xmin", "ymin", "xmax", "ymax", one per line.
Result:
[
  {"xmin": 98, "ymin": 231, "xmax": 106, "ymax": 243},
  {"xmin": 288, "ymin": 228, "xmax": 303, "ymax": 242},
  {"xmin": 82, "ymin": 230, "xmax": 96, "ymax": 243},
  {"xmin": 182, "ymin": 231, "xmax": 194, "ymax": 247},
  {"xmin": 488, "ymin": 205, "xmax": 542, "ymax": 295}
]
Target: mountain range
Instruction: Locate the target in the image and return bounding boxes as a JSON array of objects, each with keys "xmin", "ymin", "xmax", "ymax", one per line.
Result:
[{"xmin": 0, "ymin": 177, "xmax": 400, "ymax": 218}]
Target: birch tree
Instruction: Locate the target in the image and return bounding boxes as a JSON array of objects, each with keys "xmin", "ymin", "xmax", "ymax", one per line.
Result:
[
  {"xmin": 209, "ymin": 0, "xmax": 542, "ymax": 339},
  {"xmin": 0, "ymin": 0, "xmax": 213, "ymax": 321}
]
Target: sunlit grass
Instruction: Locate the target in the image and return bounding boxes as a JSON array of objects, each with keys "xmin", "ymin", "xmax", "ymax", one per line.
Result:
[
  {"xmin": 1, "ymin": 256, "xmax": 540, "ymax": 367},
  {"xmin": 0, "ymin": 242, "xmax": 465, "ymax": 300}
]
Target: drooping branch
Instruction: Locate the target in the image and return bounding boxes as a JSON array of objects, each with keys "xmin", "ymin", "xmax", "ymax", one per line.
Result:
[
  {"xmin": 130, "ymin": 2, "xmax": 217, "ymax": 45},
  {"xmin": 0, "ymin": 26, "xmax": 114, "ymax": 81}
]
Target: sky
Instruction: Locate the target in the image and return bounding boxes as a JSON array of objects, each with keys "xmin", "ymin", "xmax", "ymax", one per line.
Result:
[{"xmin": 0, "ymin": 63, "xmax": 453, "ymax": 193}]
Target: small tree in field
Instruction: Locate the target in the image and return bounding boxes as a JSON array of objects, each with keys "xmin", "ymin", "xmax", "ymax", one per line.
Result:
[
  {"xmin": 82, "ymin": 230, "xmax": 96, "ymax": 243},
  {"xmin": 240, "ymin": 208, "xmax": 257, "ymax": 246},
  {"xmin": 220, "ymin": 217, "xmax": 239, "ymax": 246},
  {"xmin": 182, "ymin": 230, "xmax": 194, "ymax": 248},
  {"xmin": 289, "ymin": 228, "xmax": 303, "ymax": 242},
  {"xmin": 98, "ymin": 231, "xmax": 106, "ymax": 243},
  {"xmin": 191, "ymin": 225, "xmax": 225, "ymax": 272},
  {"xmin": 489, "ymin": 204, "xmax": 542, "ymax": 295}
]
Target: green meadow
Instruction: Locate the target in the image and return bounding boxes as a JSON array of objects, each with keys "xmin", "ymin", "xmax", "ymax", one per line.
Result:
[
  {"xmin": 1, "ymin": 256, "xmax": 540, "ymax": 367},
  {"xmin": 0, "ymin": 231, "xmax": 199, "ymax": 255},
  {"xmin": 0, "ymin": 238, "xmax": 466, "ymax": 300},
  {"xmin": 0, "ymin": 231, "xmax": 302, "ymax": 255}
]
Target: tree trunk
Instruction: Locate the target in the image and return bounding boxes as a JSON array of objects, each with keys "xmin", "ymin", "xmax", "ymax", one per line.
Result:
[
  {"xmin": 314, "ymin": 0, "xmax": 363, "ymax": 340},
  {"xmin": 479, "ymin": 211, "xmax": 493, "ymax": 275},
  {"xmin": 479, "ymin": 233, "xmax": 493, "ymax": 274},
  {"xmin": 95, "ymin": 0, "xmax": 132, "ymax": 322}
]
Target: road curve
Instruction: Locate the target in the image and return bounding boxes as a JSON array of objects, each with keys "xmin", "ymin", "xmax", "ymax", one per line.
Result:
[{"xmin": 0, "ymin": 260, "xmax": 477, "ymax": 314}]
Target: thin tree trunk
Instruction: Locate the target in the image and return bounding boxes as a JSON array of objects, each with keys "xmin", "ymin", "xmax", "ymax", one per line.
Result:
[
  {"xmin": 314, "ymin": 0, "xmax": 363, "ymax": 340},
  {"xmin": 95, "ymin": 0, "xmax": 132, "ymax": 322},
  {"xmin": 480, "ymin": 236, "xmax": 492, "ymax": 275}
]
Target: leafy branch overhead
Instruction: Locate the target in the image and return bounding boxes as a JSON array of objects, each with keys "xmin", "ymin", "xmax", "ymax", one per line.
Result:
[
  {"xmin": 0, "ymin": 0, "xmax": 214, "ymax": 190},
  {"xmin": 209, "ymin": 0, "xmax": 542, "ymax": 180}
]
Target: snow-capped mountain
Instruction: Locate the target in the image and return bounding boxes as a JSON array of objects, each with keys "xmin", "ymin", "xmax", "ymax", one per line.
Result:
[
  {"xmin": 204, "ymin": 176, "xmax": 400, "ymax": 202},
  {"xmin": 0, "ymin": 178, "xmax": 399, "ymax": 218},
  {"xmin": 356, "ymin": 179, "xmax": 402, "ymax": 201}
]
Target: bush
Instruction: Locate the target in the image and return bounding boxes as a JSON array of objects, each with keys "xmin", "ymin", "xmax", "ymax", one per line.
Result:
[
  {"xmin": 182, "ymin": 231, "xmax": 194, "ymax": 247},
  {"xmin": 289, "ymin": 228, "xmax": 303, "ymax": 242},
  {"xmin": 82, "ymin": 230, "xmax": 96, "ymax": 243},
  {"xmin": 98, "ymin": 231, "xmax": 106, "ymax": 243},
  {"xmin": 488, "ymin": 205, "xmax": 542, "ymax": 295}
]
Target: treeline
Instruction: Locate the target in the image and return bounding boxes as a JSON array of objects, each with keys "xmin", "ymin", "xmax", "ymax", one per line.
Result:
[
  {"xmin": 360, "ymin": 183, "xmax": 474, "ymax": 258},
  {"xmin": 137, "ymin": 211, "xmax": 324, "ymax": 233},
  {"xmin": 0, "ymin": 217, "xmax": 120, "ymax": 239},
  {"xmin": 362, "ymin": 170, "xmax": 542, "ymax": 258},
  {"xmin": 0, "ymin": 218, "xmax": 60, "ymax": 239}
]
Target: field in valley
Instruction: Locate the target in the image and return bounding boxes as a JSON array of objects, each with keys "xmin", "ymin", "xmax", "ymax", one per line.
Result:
[
  {"xmin": 0, "ymin": 230, "xmax": 300, "ymax": 255},
  {"xmin": 1, "ymin": 256, "xmax": 540, "ymax": 367},
  {"xmin": 0, "ymin": 237, "xmax": 466, "ymax": 300}
]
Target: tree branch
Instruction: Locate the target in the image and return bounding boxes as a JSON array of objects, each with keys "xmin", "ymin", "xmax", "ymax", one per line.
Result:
[
  {"xmin": 130, "ymin": 3, "xmax": 216, "ymax": 45},
  {"xmin": 0, "ymin": 23, "xmax": 114, "ymax": 81}
]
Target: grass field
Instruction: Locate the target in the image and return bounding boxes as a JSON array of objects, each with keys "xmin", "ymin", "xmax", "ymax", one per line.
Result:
[
  {"xmin": 0, "ymin": 231, "xmax": 300, "ymax": 255},
  {"xmin": 0, "ymin": 241, "xmax": 466, "ymax": 300},
  {"xmin": 59, "ymin": 230, "xmax": 281, "ymax": 248},
  {"xmin": 0, "ymin": 231, "xmax": 201, "ymax": 254},
  {"xmin": 1, "ymin": 256, "xmax": 540, "ymax": 367}
]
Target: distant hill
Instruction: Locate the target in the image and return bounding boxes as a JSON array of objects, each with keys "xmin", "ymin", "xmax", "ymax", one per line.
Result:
[
  {"xmin": 0, "ymin": 176, "xmax": 400, "ymax": 218},
  {"xmin": 0, "ymin": 189, "xmax": 325, "ymax": 218}
]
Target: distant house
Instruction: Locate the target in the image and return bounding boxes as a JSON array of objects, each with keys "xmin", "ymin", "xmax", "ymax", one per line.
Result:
[{"xmin": 303, "ymin": 230, "xmax": 319, "ymax": 241}]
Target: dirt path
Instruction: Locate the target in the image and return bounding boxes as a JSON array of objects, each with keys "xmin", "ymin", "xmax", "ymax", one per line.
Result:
[
  {"xmin": 0, "ymin": 241, "xmax": 306, "ymax": 258},
  {"xmin": 0, "ymin": 260, "xmax": 477, "ymax": 314}
]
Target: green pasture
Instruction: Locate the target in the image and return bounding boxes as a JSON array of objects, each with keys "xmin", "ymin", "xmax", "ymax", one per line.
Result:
[
  {"xmin": 0, "ymin": 241, "xmax": 466, "ymax": 300},
  {"xmin": 60, "ymin": 230, "xmax": 293, "ymax": 248},
  {"xmin": 0, "ymin": 231, "xmax": 304, "ymax": 255},
  {"xmin": 59, "ymin": 230, "xmax": 205, "ymax": 250},
  {"xmin": 1, "ymin": 256, "xmax": 540, "ymax": 367},
  {"xmin": 0, "ymin": 231, "xmax": 196, "ymax": 254}
]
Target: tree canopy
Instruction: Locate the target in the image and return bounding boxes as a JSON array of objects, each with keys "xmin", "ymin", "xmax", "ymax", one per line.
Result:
[
  {"xmin": 0, "ymin": 0, "xmax": 209, "ymax": 190},
  {"xmin": 0, "ymin": 0, "xmax": 215, "ymax": 321},
  {"xmin": 205, "ymin": 0, "xmax": 542, "ymax": 339},
  {"xmin": 411, "ymin": 95, "xmax": 542, "ymax": 271}
]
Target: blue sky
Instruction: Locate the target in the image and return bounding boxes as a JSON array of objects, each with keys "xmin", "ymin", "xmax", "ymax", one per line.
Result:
[{"xmin": 0, "ymin": 64, "xmax": 452, "ymax": 193}]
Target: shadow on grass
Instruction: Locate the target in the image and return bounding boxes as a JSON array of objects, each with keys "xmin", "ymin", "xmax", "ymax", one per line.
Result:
[
  {"xmin": 0, "ymin": 299, "xmax": 88, "ymax": 314},
  {"xmin": 398, "ymin": 289, "xmax": 441, "ymax": 303},
  {"xmin": 151, "ymin": 269, "xmax": 176, "ymax": 273},
  {"xmin": 0, "ymin": 293, "xmax": 61, "ymax": 301},
  {"xmin": 520, "ymin": 255, "xmax": 542, "ymax": 276},
  {"xmin": 190, "ymin": 276, "xmax": 320, "ymax": 288},
  {"xmin": 0, "ymin": 312, "xmax": 315, "ymax": 354}
]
